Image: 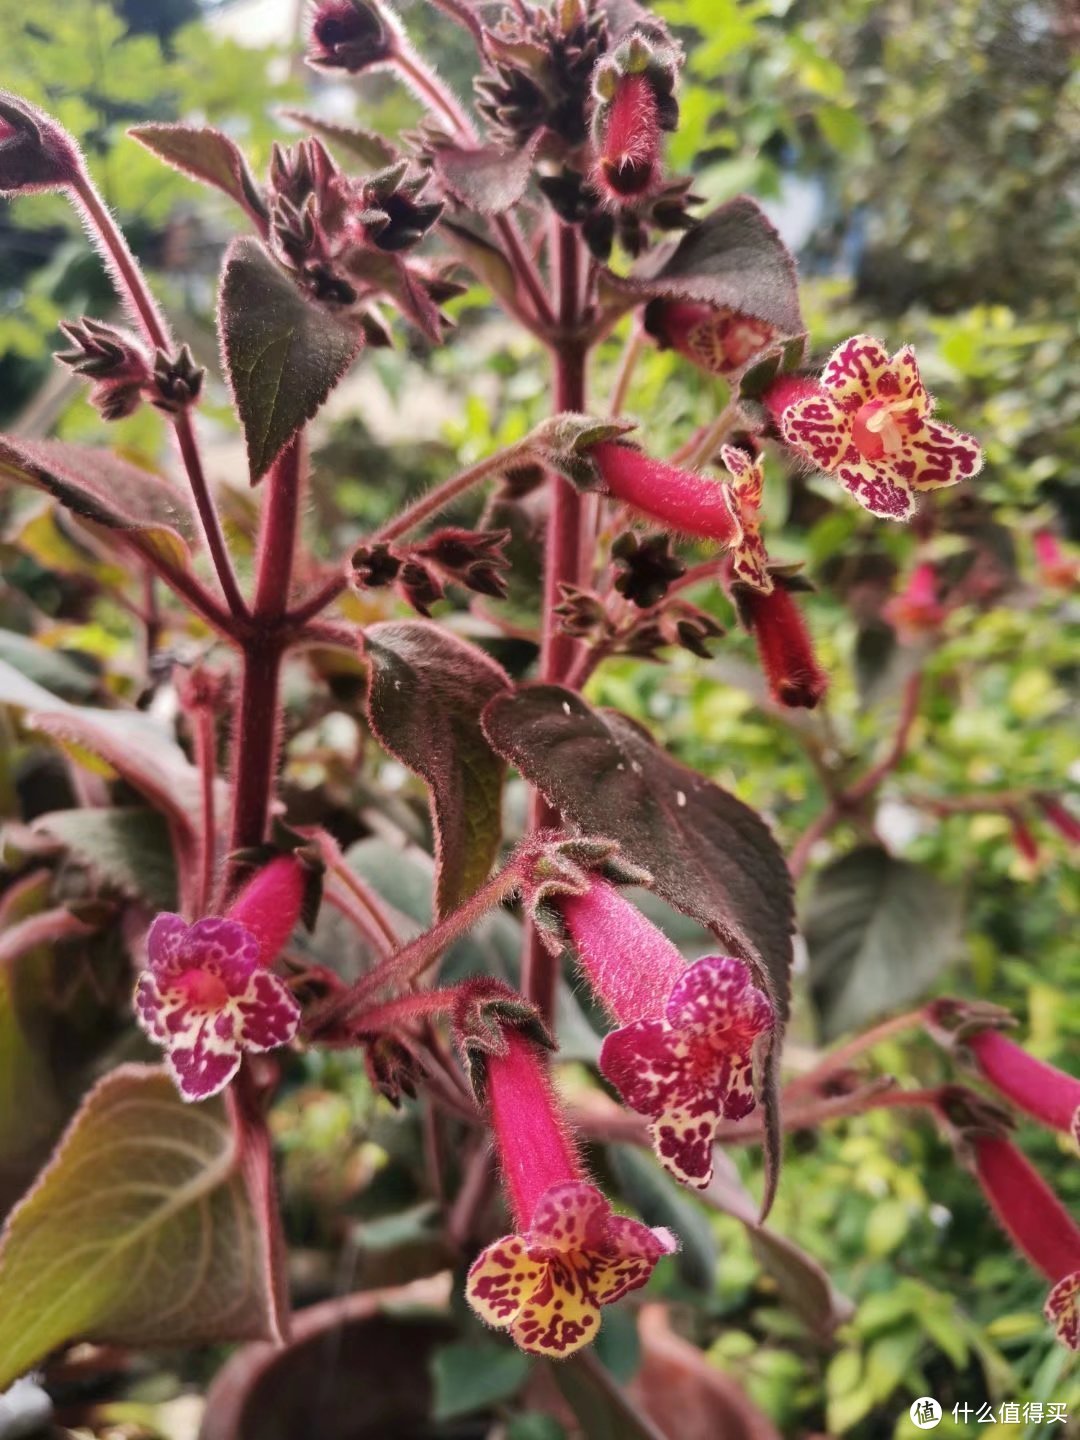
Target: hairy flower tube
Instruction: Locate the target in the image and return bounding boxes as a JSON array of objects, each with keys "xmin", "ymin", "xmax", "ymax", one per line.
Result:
[
  {"xmin": 645, "ymin": 299, "xmax": 776, "ymax": 377},
  {"xmin": 769, "ymin": 335, "xmax": 983, "ymax": 521},
  {"xmin": 594, "ymin": 71, "xmax": 662, "ymax": 202},
  {"xmin": 556, "ymin": 878, "xmax": 773, "ymax": 1188},
  {"xmin": 465, "ymin": 1028, "xmax": 676, "ymax": 1356},
  {"xmin": 591, "ymin": 440, "xmax": 741, "ymax": 544},
  {"xmin": 883, "ymin": 561, "xmax": 947, "ymax": 638},
  {"xmin": 134, "ymin": 856, "xmax": 304, "ymax": 1101},
  {"xmin": 972, "ymin": 1134, "xmax": 1080, "ymax": 1351},
  {"xmin": 964, "ymin": 1028, "xmax": 1080, "ymax": 1145},
  {"xmin": 737, "ymin": 580, "xmax": 829, "ymax": 710}
]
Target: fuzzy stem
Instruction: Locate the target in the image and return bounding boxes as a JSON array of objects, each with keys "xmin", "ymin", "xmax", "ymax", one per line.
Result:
[
  {"xmin": 488, "ymin": 1029, "xmax": 582, "ymax": 1230},
  {"xmin": 313, "ymin": 862, "xmax": 522, "ymax": 1031},
  {"xmin": 352, "ymin": 988, "xmax": 458, "ymax": 1034},
  {"xmin": 783, "ymin": 1007, "xmax": 928, "ymax": 1099},
  {"xmin": 0, "ymin": 908, "xmax": 93, "ymax": 966},
  {"xmin": 609, "ymin": 326, "xmax": 645, "ymax": 417},
  {"xmin": 376, "ymin": 437, "xmax": 535, "ymax": 545},
  {"xmin": 228, "ymin": 441, "xmax": 303, "ymax": 871},
  {"xmin": 173, "ymin": 411, "xmax": 249, "ymax": 620},
  {"xmin": 671, "ymin": 400, "xmax": 741, "ymax": 469},
  {"xmin": 124, "ymin": 532, "xmax": 234, "ymax": 638},
  {"xmin": 194, "ymin": 706, "xmax": 217, "ymax": 917}
]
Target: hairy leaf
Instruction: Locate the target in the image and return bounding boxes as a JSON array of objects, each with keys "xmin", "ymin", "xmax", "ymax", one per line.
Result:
[
  {"xmin": 362, "ymin": 623, "xmax": 510, "ymax": 916},
  {"xmin": 129, "ymin": 123, "xmax": 267, "ymax": 225},
  {"xmin": 32, "ymin": 808, "xmax": 177, "ymax": 911},
  {"xmin": 433, "ymin": 136, "xmax": 540, "ymax": 214},
  {"xmin": 278, "ymin": 110, "xmax": 399, "ymax": 169},
  {"xmin": 803, "ymin": 845, "xmax": 962, "ymax": 1041},
  {"xmin": 602, "ymin": 196, "xmax": 803, "ymax": 339},
  {"xmin": 483, "ymin": 684, "xmax": 794, "ymax": 1212},
  {"xmin": 0, "ymin": 1066, "xmax": 280, "ymax": 1388},
  {"xmin": 0, "ymin": 630, "xmax": 97, "ymax": 702},
  {"xmin": 219, "ymin": 237, "xmax": 364, "ymax": 482},
  {"xmin": 0, "ymin": 436, "xmax": 199, "ymax": 571},
  {"xmin": 441, "ymin": 220, "xmax": 520, "ymax": 311}
]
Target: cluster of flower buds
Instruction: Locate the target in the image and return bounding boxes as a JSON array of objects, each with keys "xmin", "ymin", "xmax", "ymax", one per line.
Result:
[
  {"xmin": 555, "ymin": 578, "xmax": 724, "ymax": 662},
  {"xmin": 266, "ymin": 137, "xmax": 455, "ymax": 336},
  {"xmin": 351, "ymin": 527, "xmax": 511, "ymax": 615},
  {"xmin": 55, "ymin": 319, "xmax": 204, "ymax": 422},
  {"xmin": 135, "ymin": 855, "xmax": 311, "ymax": 1100}
]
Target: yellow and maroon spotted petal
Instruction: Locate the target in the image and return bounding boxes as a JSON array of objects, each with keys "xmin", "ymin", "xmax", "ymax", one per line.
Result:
[
  {"xmin": 600, "ymin": 1018, "xmax": 694, "ymax": 1120},
  {"xmin": 590, "ymin": 1216, "xmax": 678, "ymax": 1305},
  {"xmin": 648, "ymin": 1102, "xmax": 719, "ymax": 1188},
  {"xmin": 528, "ymin": 1181, "xmax": 608, "ymax": 1256},
  {"xmin": 834, "ymin": 452, "xmax": 917, "ymax": 521},
  {"xmin": 909, "ymin": 418, "xmax": 983, "ymax": 492},
  {"xmin": 508, "ymin": 1256, "xmax": 601, "ymax": 1357},
  {"xmin": 882, "ymin": 344, "xmax": 930, "ymax": 416},
  {"xmin": 1045, "ymin": 1271, "xmax": 1079, "ymax": 1351},
  {"xmin": 820, "ymin": 334, "xmax": 893, "ymax": 410},
  {"xmin": 731, "ymin": 532, "xmax": 773, "ymax": 593},
  {"xmin": 235, "ymin": 968, "xmax": 302, "ymax": 1052},
  {"xmin": 466, "ymin": 1234, "xmax": 538, "ymax": 1328},
  {"xmin": 719, "ymin": 443, "xmax": 760, "ymax": 498},
  {"xmin": 780, "ymin": 390, "xmax": 851, "ymax": 474}
]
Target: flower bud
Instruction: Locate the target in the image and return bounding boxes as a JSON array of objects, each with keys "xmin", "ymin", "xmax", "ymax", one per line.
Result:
[
  {"xmin": 965, "ymin": 1028, "xmax": 1080, "ymax": 1145},
  {"xmin": 0, "ymin": 92, "xmax": 82, "ymax": 196},
  {"xmin": 737, "ymin": 581, "xmax": 828, "ymax": 710},
  {"xmin": 645, "ymin": 299, "xmax": 775, "ymax": 377},
  {"xmin": 55, "ymin": 318, "xmax": 153, "ymax": 422},
  {"xmin": 305, "ymin": 0, "xmax": 400, "ymax": 74},
  {"xmin": 594, "ymin": 71, "xmax": 662, "ymax": 202},
  {"xmin": 591, "ymin": 441, "xmax": 742, "ymax": 544},
  {"xmin": 227, "ymin": 854, "xmax": 308, "ymax": 969},
  {"xmin": 1033, "ymin": 529, "xmax": 1078, "ymax": 592},
  {"xmin": 883, "ymin": 562, "xmax": 947, "ymax": 638}
]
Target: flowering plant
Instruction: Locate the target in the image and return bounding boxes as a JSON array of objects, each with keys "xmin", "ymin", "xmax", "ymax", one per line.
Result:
[{"xmin": 0, "ymin": 1, "xmax": 1075, "ymax": 1433}]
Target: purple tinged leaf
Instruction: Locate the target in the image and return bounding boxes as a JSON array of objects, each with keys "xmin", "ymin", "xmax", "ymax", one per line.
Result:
[
  {"xmin": 128, "ymin": 124, "xmax": 268, "ymax": 226},
  {"xmin": 218, "ymin": 237, "xmax": 364, "ymax": 483},
  {"xmin": 432, "ymin": 135, "xmax": 541, "ymax": 215},
  {"xmin": 0, "ymin": 1065, "xmax": 282, "ymax": 1389},
  {"xmin": 277, "ymin": 109, "xmax": 399, "ymax": 170},
  {"xmin": 0, "ymin": 435, "xmax": 199, "ymax": 570},
  {"xmin": 602, "ymin": 196, "xmax": 804, "ymax": 340},
  {"xmin": 482, "ymin": 683, "xmax": 794, "ymax": 1214},
  {"xmin": 362, "ymin": 622, "xmax": 511, "ymax": 917},
  {"xmin": 440, "ymin": 220, "xmax": 520, "ymax": 310}
]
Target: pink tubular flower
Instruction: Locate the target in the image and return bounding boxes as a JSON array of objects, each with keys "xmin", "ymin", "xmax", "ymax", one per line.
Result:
[
  {"xmin": 883, "ymin": 561, "xmax": 947, "ymax": 638},
  {"xmin": 591, "ymin": 440, "xmax": 741, "ymax": 544},
  {"xmin": 739, "ymin": 582, "xmax": 829, "ymax": 710},
  {"xmin": 466, "ymin": 1028, "xmax": 676, "ymax": 1357},
  {"xmin": 134, "ymin": 858, "xmax": 305, "ymax": 1102},
  {"xmin": 718, "ymin": 444, "xmax": 772, "ymax": 593},
  {"xmin": 557, "ymin": 878, "xmax": 773, "ymax": 1188},
  {"xmin": 972, "ymin": 1134, "xmax": 1080, "ymax": 1351},
  {"xmin": 771, "ymin": 335, "xmax": 983, "ymax": 521},
  {"xmin": 1033, "ymin": 529, "xmax": 1079, "ymax": 592},
  {"xmin": 645, "ymin": 300, "xmax": 776, "ymax": 378},
  {"xmin": 965, "ymin": 1029, "xmax": 1080, "ymax": 1145},
  {"xmin": 594, "ymin": 72, "xmax": 662, "ymax": 202}
]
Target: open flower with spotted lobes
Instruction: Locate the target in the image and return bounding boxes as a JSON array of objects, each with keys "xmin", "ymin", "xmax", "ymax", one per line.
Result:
[
  {"xmin": 556, "ymin": 877, "xmax": 773, "ymax": 1188},
  {"xmin": 769, "ymin": 335, "xmax": 983, "ymax": 521},
  {"xmin": 134, "ymin": 856, "xmax": 305, "ymax": 1101},
  {"xmin": 465, "ymin": 1027, "xmax": 676, "ymax": 1356}
]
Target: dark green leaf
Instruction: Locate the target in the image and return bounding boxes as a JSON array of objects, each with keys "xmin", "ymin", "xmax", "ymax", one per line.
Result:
[
  {"xmin": 551, "ymin": 1353, "xmax": 667, "ymax": 1440},
  {"xmin": 278, "ymin": 110, "xmax": 399, "ymax": 170},
  {"xmin": 219, "ymin": 237, "xmax": 364, "ymax": 482},
  {"xmin": 433, "ymin": 137, "xmax": 539, "ymax": 214},
  {"xmin": 482, "ymin": 684, "xmax": 794, "ymax": 1212},
  {"xmin": 363, "ymin": 622, "xmax": 510, "ymax": 916},
  {"xmin": 430, "ymin": 1339, "xmax": 530, "ymax": 1421},
  {"xmin": 129, "ymin": 123, "xmax": 267, "ymax": 224},
  {"xmin": 32, "ymin": 808, "xmax": 177, "ymax": 910},
  {"xmin": 803, "ymin": 845, "xmax": 963, "ymax": 1041}
]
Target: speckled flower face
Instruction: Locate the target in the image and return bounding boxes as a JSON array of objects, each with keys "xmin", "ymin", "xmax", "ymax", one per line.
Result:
[
  {"xmin": 718, "ymin": 444, "xmax": 772, "ymax": 593},
  {"xmin": 650, "ymin": 300, "xmax": 776, "ymax": 377},
  {"xmin": 466, "ymin": 1181, "xmax": 675, "ymax": 1357},
  {"xmin": 1046, "ymin": 1271, "xmax": 1080, "ymax": 1352},
  {"xmin": 780, "ymin": 335, "xmax": 983, "ymax": 521},
  {"xmin": 600, "ymin": 955, "xmax": 773, "ymax": 1188},
  {"xmin": 135, "ymin": 913, "xmax": 301, "ymax": 1102}
]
